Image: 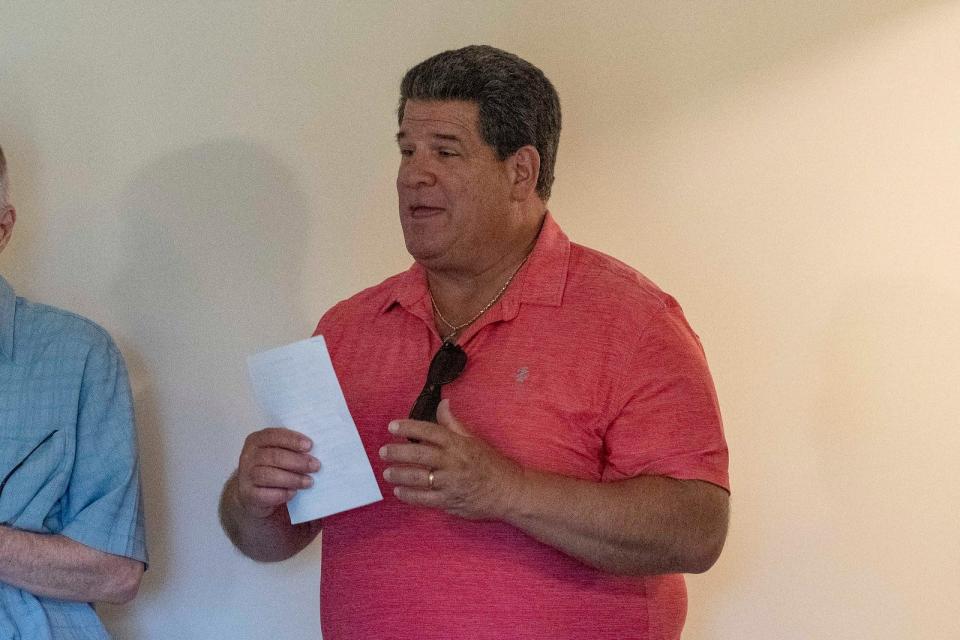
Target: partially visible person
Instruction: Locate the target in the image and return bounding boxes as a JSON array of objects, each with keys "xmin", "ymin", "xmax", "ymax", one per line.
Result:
[{"xmin": 0, "ymin": 144, "xmax": 148, "ymax": 639}]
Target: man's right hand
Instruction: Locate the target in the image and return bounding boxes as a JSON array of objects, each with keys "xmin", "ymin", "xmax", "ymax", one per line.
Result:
[{"xmin": 236, "ymin": 427, "xmax": 319, "ymax": 519}]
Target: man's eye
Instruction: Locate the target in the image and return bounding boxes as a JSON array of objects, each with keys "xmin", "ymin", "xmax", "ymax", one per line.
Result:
[
  {"xmin": 438, "ymin": 149, "xmax": 459, "ymax": 157},
  {"xmin": 399, "ymin": 148, "xmax": 414, "ymax": 157}
]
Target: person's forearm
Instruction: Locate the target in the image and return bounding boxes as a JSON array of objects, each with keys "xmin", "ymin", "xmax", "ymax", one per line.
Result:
[
  {"xmin": 219, "ymin": 471, "xmax": 321, "ymax": 562},
  {"xmin": 383, "ymin": 406, "xmax": 729, "ymax": 576},
  {"xmin": 0, "ymin": 525, "xmax": 143, "ymax": 603},
  {"xmin": 501, "ymin": 472, "xmax": 729, "ymax": 576}
]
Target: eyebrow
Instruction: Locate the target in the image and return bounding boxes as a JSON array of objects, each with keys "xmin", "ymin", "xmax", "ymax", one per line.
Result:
[{"xmin": 395, "ymin": 132, "xmax": 464, "ymax": 144}]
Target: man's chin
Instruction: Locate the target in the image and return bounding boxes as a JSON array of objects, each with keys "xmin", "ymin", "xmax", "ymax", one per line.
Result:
[
  {"xmin": 405, "ymin": 244, "xmax": 441, "ymax": 265},
  {"xmin": 403, "ymin": 238, "xmax": 450, "ymax": 268}
]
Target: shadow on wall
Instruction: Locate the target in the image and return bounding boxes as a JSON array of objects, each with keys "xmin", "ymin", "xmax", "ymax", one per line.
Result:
[{"xmin": 101, "ymin": 140, "xmax": 313, "ymax": 637}]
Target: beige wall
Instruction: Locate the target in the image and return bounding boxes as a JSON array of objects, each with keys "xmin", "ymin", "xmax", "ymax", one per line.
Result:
[{"xmin": 2, "ymin": 2, "xmax": 958, "ymax": 637}]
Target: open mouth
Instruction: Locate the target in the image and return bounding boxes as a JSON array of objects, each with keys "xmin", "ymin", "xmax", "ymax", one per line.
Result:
[{"xmin": 409, "ymin": 205, "xmax": 445, "ymax": 217}]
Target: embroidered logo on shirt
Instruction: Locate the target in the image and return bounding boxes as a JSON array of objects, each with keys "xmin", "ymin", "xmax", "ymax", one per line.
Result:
[{"xmin": 515, "ymin": 367, "xmax": 529, "ymax": 383}]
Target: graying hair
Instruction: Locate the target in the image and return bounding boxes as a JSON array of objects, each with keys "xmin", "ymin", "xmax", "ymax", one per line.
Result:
[
  {"xmin": 0, "ymin": 145, "xmax": 7, "ymax": 206},
  {"xmin": 398, "ymin": 45, "xmax": 561, "ymax": 201}
]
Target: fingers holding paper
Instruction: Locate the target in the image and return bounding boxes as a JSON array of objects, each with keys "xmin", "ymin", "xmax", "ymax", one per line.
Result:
[{"xmin": 237, "ymin": 427, "xmax": 320, "ymax": 518}]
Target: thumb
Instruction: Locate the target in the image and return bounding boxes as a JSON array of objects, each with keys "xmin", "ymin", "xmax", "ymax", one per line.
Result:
[{"xmin": 437, "ymin": 398, "xmax": 471, "ymax": 437}]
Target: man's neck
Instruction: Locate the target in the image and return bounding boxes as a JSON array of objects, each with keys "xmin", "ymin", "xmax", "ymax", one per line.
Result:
[{"xmin": 426, "ymin": 214, "xmax": 544, "ymax": 331}]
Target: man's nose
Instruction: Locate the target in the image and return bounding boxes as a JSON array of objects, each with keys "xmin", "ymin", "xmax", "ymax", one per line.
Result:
[{"xmin": 398, "ymin": 153, "xmax": 436, "ymax": 188}]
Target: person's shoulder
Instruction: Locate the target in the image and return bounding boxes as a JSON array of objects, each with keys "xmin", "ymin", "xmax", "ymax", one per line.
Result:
[
  {"xmin": 317, "ymin": 271, "xmax": 408, "ymax": 328},
  {"xmin": 566, "ymin": 242, "xmax": 677, "ymax": 316},
  {"xmin": 18, "ymin": 296, "xmax": 120, "ymax": 356}
]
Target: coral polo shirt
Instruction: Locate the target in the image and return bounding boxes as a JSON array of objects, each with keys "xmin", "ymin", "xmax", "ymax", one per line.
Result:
[{"xmin": 314, "ymin": 213, "xmax": 728, "ymax": 640}]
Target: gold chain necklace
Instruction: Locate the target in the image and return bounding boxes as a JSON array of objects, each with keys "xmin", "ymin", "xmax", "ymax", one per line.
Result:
[{"xmin": 430, "ymin": 254, "xmax": 530, "ymax": 343}]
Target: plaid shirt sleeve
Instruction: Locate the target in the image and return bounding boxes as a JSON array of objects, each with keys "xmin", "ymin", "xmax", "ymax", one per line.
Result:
[{"xmin": 58, "ymin": 334, "xmax": 148, "ymax": 565}]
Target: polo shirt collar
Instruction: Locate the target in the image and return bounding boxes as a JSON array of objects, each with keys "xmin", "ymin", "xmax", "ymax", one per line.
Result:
[
  {"xmin": 0, "ymin": 274, "xmax": 16, "ymax": 360},
  {"xmin": 381, "ymin": 211, "xmax": 570, "ymax": 323},
  {"xmin": 509, "ymin": 211, "xmax": 569, "ymax": 310}
]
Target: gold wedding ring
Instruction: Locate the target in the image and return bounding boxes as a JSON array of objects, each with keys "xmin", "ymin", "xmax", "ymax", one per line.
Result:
[{"xmin": 427, "ymin": 470, "xmax": 436, "ymax": 490}]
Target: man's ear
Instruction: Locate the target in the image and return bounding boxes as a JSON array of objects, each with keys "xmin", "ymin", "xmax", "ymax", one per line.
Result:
[
  {"xmin": 508, "ymin": 145, "xmax": 541, "ymax": 202},
  {"xmin": 0, "ymin": 205, "xmax": 16, "ymax": 254}
]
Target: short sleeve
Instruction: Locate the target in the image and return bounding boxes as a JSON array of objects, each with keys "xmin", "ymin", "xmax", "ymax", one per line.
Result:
[
  {"xmin": 601, "ymin": 302, "xmax": 729, "ymax": 491},
  {"xmin": 59, "ymin": 334, "xmax": 148, "ymax": 564}
]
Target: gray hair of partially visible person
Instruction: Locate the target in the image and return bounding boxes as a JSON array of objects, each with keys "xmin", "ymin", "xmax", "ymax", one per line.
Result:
[
  {"xmin": 398, "ymin": 45, "xmax": 562, "ymax": 201},
  {"xmin": 0, "ymin": 145, "xmax": 8, "ymax": 207}
]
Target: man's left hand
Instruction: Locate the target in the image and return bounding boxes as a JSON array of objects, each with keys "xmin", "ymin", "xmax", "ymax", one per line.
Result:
[{"xmin": 379, "ymin": 399, "xmax": 523, "ymax": 520}]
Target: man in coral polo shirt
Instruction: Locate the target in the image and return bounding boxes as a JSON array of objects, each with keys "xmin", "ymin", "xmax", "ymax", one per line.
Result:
[{"xmin": 220, "ymin": 45, "xmax": 730, "ymax": 639}]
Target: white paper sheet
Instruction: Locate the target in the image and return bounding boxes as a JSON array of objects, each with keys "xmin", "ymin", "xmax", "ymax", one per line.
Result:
[{"xmin": 246, "ymin": 335, "xmax": 382, "ymax": 524}]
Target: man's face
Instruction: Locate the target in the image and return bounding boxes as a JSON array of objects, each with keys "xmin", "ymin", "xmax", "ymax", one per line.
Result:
[
  {"xmin": 396, "ymin": 99, "xmax": 519, "ymax": 273},
  {"xmin": 0, "ymin": 204, "xmax": 14, "ymax": 254}
]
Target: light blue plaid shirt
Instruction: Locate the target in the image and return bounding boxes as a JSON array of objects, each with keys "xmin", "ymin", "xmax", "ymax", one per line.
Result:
[{"xmin": 0, "ymin": 275, "xmax": 147, "ymax": 639}]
